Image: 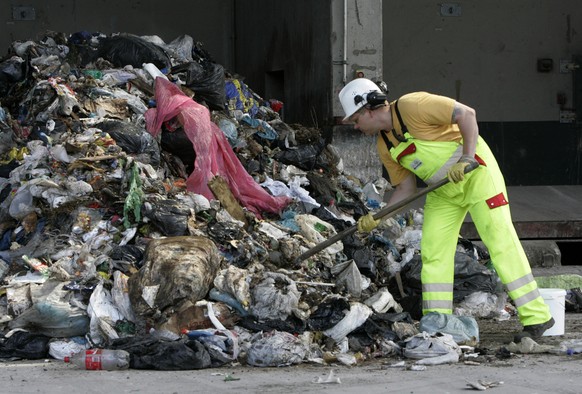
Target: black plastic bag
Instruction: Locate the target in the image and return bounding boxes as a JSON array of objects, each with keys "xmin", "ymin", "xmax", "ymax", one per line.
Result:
[
  {"xmin": 566, "ymin": 288, "xmax": 582, "ymax": 312},
  {"xmin": 388, "ymin": 252, "xmax": 499, "ymax": 320},
  {"xmin": 173, "ymin": 61, "xmax": 226, "ymax": 110},
  {"xmin": 0, "ymin": 58, "xmax": 25, "ymax": 83},
  {"xmin": 307, "ymin": 297, "xmax": 350, "ymax": 331},
  {"xmin": 96, "ymin": 120, "xmax": 160, "ymax": 166},
  {"xmin": 237, "ymin": 315, "xmax": 306, "ymax": 335},
  {"xmin": 0, "ymin": 331, "xmax": 51, "ymax": 360},
  {"xmin": 98, "ymin": 34, "xmax": 171, "ymax": 70},
  {"xmin": 111, "ymin": 335, "xmax": 212, "ymax": 370},
  {"xmin": 142, "ymin": 199, "xmax": 190, "ymax": 236},
  {"xmin": 273, "ymin": 139, "xmax": 327, "ymax": 171},
  {"xmin": 161, "ymin": 127, "xmax": 196, "ymax": 174},
  {"xmin": 109, "ymin": 244, "xmax": 145, "ymax": 271}
]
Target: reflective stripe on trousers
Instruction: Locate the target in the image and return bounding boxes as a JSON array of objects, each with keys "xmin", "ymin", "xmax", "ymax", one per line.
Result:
[{"xmin": 422, "ymin": 283, "xmax": 454, "ymax": 313}]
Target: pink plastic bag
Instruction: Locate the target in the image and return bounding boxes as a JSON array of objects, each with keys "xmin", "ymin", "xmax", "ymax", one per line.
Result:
[{"xmin": 145, "ymin": 78, "xmax": 290, "ymax": 216}]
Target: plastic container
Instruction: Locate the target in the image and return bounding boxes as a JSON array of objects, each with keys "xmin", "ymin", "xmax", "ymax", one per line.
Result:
[
  {"xmin": 64, "ymin": 349, "xmax": 130, "ymax": 370},
  {"xmin": 142, "ymin": 63, "xmax": 168, "ymax": 81},
  {"xmin": 539, "ymin": 288, "xmax": 566, "ymax": 336}
]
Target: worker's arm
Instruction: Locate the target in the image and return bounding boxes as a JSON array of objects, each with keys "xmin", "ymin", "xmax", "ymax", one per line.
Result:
[
  {"xmin": 447, "ymin": 102, "xmax": 480, "ymax": 183},
  {"xmin": 452, "ymin": 102, "xmax": 479, "ymax": 158},
  {"xmin": 385, "ymin": 172, "xmax": 417, "ymax": 206}
]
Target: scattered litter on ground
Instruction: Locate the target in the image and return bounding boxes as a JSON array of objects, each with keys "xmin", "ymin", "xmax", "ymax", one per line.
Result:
[{"xmin": 466, "ymin": 380, "xmax": 504, "ymax": 391}]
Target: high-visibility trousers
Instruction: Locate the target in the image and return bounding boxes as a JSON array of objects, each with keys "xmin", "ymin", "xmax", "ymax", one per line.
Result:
[{"xmin": 391, "ymin": 135, "xmax": 551, "ymax": 326}]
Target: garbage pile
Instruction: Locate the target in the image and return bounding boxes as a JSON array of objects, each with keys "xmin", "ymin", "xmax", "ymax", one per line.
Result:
[{"xmin": 0, "ymin": 31, "xmax": 505, "ymax": 369}]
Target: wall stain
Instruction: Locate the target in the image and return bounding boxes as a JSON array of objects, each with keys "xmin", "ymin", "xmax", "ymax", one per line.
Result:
[
  {"xmin": 355, "ymin": 0, "xmax": 362, "ymax": 26},
  {"xmin": 352, "ymin": 48, "xmax": 377, "ymax": 55}
]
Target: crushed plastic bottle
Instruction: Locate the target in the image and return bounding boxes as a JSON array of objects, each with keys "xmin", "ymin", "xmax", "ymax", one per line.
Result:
[
  {"xmin": 22, "ymin": 255, "xmax": 49, "ymax": 277},
  {"xmin": 64, "ymin": 349, "xmax": 130, "ymax": 370}
]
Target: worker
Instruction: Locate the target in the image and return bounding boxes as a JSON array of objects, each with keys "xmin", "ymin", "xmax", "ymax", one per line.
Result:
[{"xmin": 338, "ymin": 78, "xmax": 554, "ymax": 342}]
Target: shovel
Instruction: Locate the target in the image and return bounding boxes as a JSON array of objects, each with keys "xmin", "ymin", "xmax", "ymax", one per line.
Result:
[{"xmin": 295, "ymin": 161, "xmax": 479, "ymax": 264}]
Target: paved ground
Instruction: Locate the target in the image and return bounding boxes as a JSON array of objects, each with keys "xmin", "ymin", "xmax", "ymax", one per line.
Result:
[{"xmin": 1, "ymin": 313, "xmax": 580, "ymax": 394}]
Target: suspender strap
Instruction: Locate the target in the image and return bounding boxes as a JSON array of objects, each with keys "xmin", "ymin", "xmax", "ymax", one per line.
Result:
[
  {"xmin": 380, "ymin": 130, "xmax": 393, "ymax": 149},
  {"xmin": 392, "ymin": 100, "xmax": 408, "ymax": 142},
  {"xmin": 380, "ymin": 100, "xmax": 409, "ymax": 152}
]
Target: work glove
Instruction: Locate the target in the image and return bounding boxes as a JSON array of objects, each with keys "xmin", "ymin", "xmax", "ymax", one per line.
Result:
[
  {"xmin": 357, "ymin": 212, "xmax": 380, "ymax": 233},
  {"xmin": 447, "ymin": 155, "xmax": 478, "ymax": 183}
]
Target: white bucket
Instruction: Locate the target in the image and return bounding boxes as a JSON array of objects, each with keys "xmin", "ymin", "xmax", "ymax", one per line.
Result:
[{"xmin": 539, "ymin": 288, "xmax": 566, "ymax": 336}]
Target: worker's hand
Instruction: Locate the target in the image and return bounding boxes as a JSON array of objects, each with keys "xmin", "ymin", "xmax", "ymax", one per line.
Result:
[
  {"xmin": 357, "ymin": 212, "xmax": 380, "ymax": 233},
  {"xmin": 447, "ymin": 155, "xmax": 478, "ymax": 183}
]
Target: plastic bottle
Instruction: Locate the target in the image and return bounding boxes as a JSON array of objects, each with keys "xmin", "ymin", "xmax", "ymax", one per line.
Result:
[{"xmin": 64, "ymin": 349, "xmax": 130, "ymax": 370}]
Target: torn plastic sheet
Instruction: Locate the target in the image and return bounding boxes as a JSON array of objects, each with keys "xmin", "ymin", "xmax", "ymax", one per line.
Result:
[
  {"xmin": 250, "ymin": 272, "xmax": 300, "ymax": 321},
  {"xmin": 419, "ymin": 312, "xmax": 479, "ymax": 345},
  {"xmin": 87, "ymin": 281, "xmax": 125, "ymax": 345},
  {"xmin": 260, "ymin": 176, "xmax": 321, "ymax": 211},
  {"xmin": 331, "ymin": 260, "xmax": 370, "ymax": 299},
  {"xmin": 364, "ymin": 287, "xmax": 403, "ymax": 313},
  {"xmin": 295, "ymin": 214, "xmax": 343, "ymax": 255},
  {"xmin": 213, "ymin": 265, "xmax": 251, "ymax": 310},
  {"xmin": 7, "ymin": 281, "xmax": 89, "ymax": 337},
  {"xmin": 145, "ymin": 77, "xmax": 290, "ymax": 217},
  {"xmin": 246, "ymin": 330, "xmax": 307, "ymax": 367},
  {"xmin": 403, "ymin": 332, "xmax": 460, "ymax": 360},
  {"xmin": 323, "ymin": 302, "xmax": 372, "ymax": 343}
]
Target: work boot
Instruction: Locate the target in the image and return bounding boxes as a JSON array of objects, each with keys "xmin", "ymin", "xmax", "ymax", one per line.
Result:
[{"xmin": 513, "ymin": 317, "xmax": 555, "ymax": 343}]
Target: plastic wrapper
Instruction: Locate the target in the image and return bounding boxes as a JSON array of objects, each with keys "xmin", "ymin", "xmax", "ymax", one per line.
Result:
[
  {"xmin": 213, "ymin": 266, "xmax": 252, "ymax": 310},
  {"xmin": 295, "ymin": 214, "xmax": 343, "ymax": 255}
]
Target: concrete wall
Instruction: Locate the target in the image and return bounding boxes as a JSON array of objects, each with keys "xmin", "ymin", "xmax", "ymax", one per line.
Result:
[
  {"xmin": 382, "ymin": 0, "xmax": 582, "ymax": 122},
  {"xmin": 233, "ymin": 0, "xmax": 334, "ymax": 128},
  {"xmin": 1, "ymin": 0, "xmax": 235, "ymax": 70},
  {"xmin": 330, "ymin": 0, "xmax": 383, "ymax": 119},
  {"xmin": 329, "ymin": 0, "xmax": 384, "ymax": 184}
]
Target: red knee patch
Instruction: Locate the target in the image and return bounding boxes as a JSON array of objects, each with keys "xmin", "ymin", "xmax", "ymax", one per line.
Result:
[
  {"xmin": 475, "ymin": 154, "xmax": 487, "ymax": 166},
  {"xmin": 486, "ymin": 192, "xmax": 508, "ymax": 209}
]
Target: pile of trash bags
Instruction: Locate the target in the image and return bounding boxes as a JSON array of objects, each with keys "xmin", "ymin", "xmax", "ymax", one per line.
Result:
[{"xmin": 0, "ymin": 31, "xmax": 506, "ymax": 369}]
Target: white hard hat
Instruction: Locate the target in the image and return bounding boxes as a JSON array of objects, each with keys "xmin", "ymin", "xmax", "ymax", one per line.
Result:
[{"xmin": 338, "ymin": 78, "xmax": 383, "ymax": 121}]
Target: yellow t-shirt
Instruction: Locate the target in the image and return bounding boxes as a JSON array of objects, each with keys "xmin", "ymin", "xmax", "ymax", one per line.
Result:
[{"xmin": 377, "ymin": 92, "xmax": 461, "ymax": 185}]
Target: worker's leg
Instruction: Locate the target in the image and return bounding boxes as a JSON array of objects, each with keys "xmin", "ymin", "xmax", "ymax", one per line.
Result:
[
  {"xmin": 470, "ymin": 201, "xmax": 551, "ymax": 326},
  {"xmin": 420, "ymin": 194, "xmax": 468, "ymax": 315}
]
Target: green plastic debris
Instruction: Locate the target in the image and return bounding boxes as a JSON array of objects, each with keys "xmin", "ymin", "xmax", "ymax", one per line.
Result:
[{"xmin": 123, "ymin": 163, "xmax": 144, "ymax": 228}]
